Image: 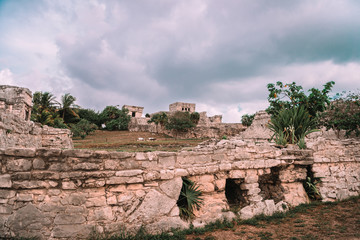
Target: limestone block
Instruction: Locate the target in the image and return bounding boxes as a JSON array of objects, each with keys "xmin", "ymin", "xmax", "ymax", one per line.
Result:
[
  {"xmin": 160, "ymin": 177, "xmax": 182, "ymax": 199},
  {"xmin": 73, "ymin": 162, "xmax": 101, "ymax": 170},
  {"xmin": 67, "ymin": 193, "xmax": 87, "ymax": 206},
  {"xmin": 264, "ymin": 159, "xmax": 281, "ymax": 168},
  {"xmin": 174, "ymin": 169, "xmax": 188, "ymax": 177},
  {"xmin": 264, "ymin": 200, "xmax": 276, "ymax": 215},
  {"xmin": 115, "ymin": 170, "xmax": 143, "ymax": 177},
  {"xmin": 229, "ymin": 170, "xmax": 246, "ymax": 178},
  {"xmin": 275, "ymin": 201, "xmax": 289, "ymax": 212},
  {"xmin": 0, "ymin": 205, "xmax": 12, "ymax": 214},
  {"xmin": 16, "ymin": 193, "xmax": 33, "ymax": 202},
  {"xmin": 32, "ymin": 158, "xmax": 45, "ymax": 169},
  {"xmin": 219, "ymin": 163, "xmax": 231, "ymax": 171},
  {"xmin": 222, "ymin": 211, "xmax": 236, "ymax": 222},
  {"xmin": 54, "ymin": 213, "xmax": 86, "ymax": 224},
  {"xmin": 62, "ymin": 149, "xmax": 92, "ymax": 158},
  {"xmin": 65, "ymin": 206, "xmax": 86, "ymax": 214},
  {"xmin": 206, "ymin": 165, "xmax": 219, "ymax": 173},
  {"xmin": 109, "ymin": 151, "xmax": 132, "ymax": 159},
  {"xmin": 212, "ymin": 154, "xmax": 227, "ymax": 162},
  {"xmin": 158, "ymin": 155, "xmax": 176, "ymax": 167},
  {"xmin": 145, "ymin": 216, "xmax": 188, "ymax": 234},
  {"xmin": 5, "ymin": 148, "xmax": 36, "ymax": 157},
  {"xmin": 239, "ymin": 205, "xmax": 254, "ymax": 219},
  {"xmin": 6, "ymin": 158, "xmax": 32, "ymax": 171},
  {"xmin": 13, "ymin": 180, "xmax": 47, "ymax": 189},
  {"xmin": 106, "ymin": 195, "xmax": 117, "ymax": 205},
  {"xmin": 104, "ymin": 159, "xmax": 120, "ymax": 170},
  {"xmin": 127, "ymin": 184, "xmax": 144, "ymax": 190},
  {"xmin": 108, "ymin": 185, "xmax": 126, "ymax": 192},
  {"xmin": 52, "ymin": 224, "xmax": 93, "ymax": 238},
  {"xmin": 0, "ymin": 174, "xmax": 12, "ymax": 188},
  {"xmin": 245, "ymin": 170, "xmax": 258, "ymax": 183},
  {"xmin": 62, "ymin": 181, "xmax": 77, "ymax": 190},
  {"xmin": 85, "ymin": 196, "xmax": 107, "ymax": 207},
  {"xmin": 117, "ymin": 193, "xmax": 134, "ymax": 204},
  {"xmin": 144, "ymin": 171, "xmax": 160, "ymax": 181},
  {"xmin": 215, "ymin": 179, "xmax": 226, "ymax": 191},
  {"xmin": 7, "ymin": 204, "xmax": 51, "ymax": 233},
  {"xmin": 282, "ymin": 182, "xmax": 309, "ymax": 206},
  {"xmin": 0, "ymin": 189, "xmax": 16, "ymax": 199},
  {"xmin": 160, "ymin": 170, "xmax": 174, "ymax": 180},
  {"xmin": 106, "ymin": 176, "xmax": 143, "ymax": 185},
  {"xmin": 129, "ymin": 189, "xmax": 176, "ymax": 222},
  {"xmin": 135, "ymin": 152, "xmax": 147, "ymax": 161},
  {"xmin": 36, "ymin": 148, "xmax": 62, "ymax": 157},
  {"xmin": 94, "ymin": 207, "xmax": 114, "ymax": 221}
]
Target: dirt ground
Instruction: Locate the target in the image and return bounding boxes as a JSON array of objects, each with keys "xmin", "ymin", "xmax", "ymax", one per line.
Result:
[
  {"xmin": 73, "ymin": 130, "xmax": 206, "ymax": 152},
  {"xmin": 186, "ymin": 197, "xmax": 360, "ymax": 240}
]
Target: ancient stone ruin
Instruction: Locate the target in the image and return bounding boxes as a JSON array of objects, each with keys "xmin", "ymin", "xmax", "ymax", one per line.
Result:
[
  {"xmin": 0, "ymin": 85, "xmax": 73, "ymax": 149},
  {"xmin": 0, "ymin": 85, "xmax": 359, "ymax": 239},
  {"xmin": 126, "ymin": 102, "xmax": 245, "ymax": 139}
]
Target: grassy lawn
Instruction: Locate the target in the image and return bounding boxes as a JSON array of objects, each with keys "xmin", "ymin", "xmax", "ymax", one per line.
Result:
[{"xmin": 73, "ymin": 130, "xmax": 207, "ymax": 152}]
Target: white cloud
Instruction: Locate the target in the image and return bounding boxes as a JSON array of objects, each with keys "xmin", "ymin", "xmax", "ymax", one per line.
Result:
[{"xmin": 0, "ymin": 69, "xmax": 14, "ymax": 85}]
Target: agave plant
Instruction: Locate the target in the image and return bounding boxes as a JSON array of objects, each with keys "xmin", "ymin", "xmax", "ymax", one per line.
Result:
[
  {"xmin": 177, "ymin": 177, "xmax": 203, "ymax": 221},
  {"xmin": 268, "ymin": 106, "xmax": 319, "ymax": 147}
]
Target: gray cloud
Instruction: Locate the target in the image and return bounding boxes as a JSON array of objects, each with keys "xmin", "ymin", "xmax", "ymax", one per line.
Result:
[{"xmin": 0, "ymin": 0, "xmax": 360, "ymax": 122}]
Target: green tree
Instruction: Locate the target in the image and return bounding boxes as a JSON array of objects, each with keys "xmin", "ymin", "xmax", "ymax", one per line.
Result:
[
  {"xmin": 78, "ymin": 108, "xmax": 101, "ymax": 126},
  {"xmin": 190, "ymin": 112, "xmax": 200, "ymax": 124},
  {"xmin": 148, "ymin": 112, "xmax": 168, "ymax": 126},
  {"xmin": 319, "ymin": 91, "xmax": 360, "ymax": 137},
  {"xmin": 266, "ymin": 81, "xmax": 335, "ymax": 117},
  {"xmin": 165, "ymin": 111, "xmax": 195, "ymax": 134},
  {"xmin": 99, "ymin": 106, "xmax": 131, "ymax": 130},
  {"xmin": 58, "ymin": 93, "xmax": 80, "ymax": 123},
  {"xmin": 241, "ymin": 114, "xmax": 255, "ymax": 127}
]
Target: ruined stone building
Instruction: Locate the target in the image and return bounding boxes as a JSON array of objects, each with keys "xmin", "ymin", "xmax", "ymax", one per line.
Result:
[
  {"xmin": 0, "ymin": 85, "xmax": 73, "ymax": 149},
  {"xmin": 169, "ymin": 102, "xmax": 196, "ymax": 112},
  {"xmin": 123, "ymin": 105, "xmax": 144, "ymax": 118},
  {"xmin": 0, "ymin": 85, "xmax": 32, "ymax": 121}
]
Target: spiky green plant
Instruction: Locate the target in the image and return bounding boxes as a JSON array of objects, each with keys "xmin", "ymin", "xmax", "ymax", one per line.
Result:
[
  {"xmin": 177, "ymin": 177, "xmax": 203, "ymax": 221},
  {"xmin": 268, "ymin": 106, "xmax": 319, "ymax": 147}
]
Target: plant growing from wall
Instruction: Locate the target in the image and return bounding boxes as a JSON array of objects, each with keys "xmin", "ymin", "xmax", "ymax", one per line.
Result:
[
  {"xmin": 177, "ymin": 177, "xmax": 203, "ymax": 221},
  {"xmin": 241, "ymin": 114, "xmax": 255, "ymax": 127},
  {"xmin": 268, "ymin": 106, "xmax": 318, "ymax": 147},
  {"xmin": 266, "ymin": 81, "xmax": 335, "ymax": 118},
  {"xmin": 303, "ymin": 177, "xmax": 322, "ymax": 200}
]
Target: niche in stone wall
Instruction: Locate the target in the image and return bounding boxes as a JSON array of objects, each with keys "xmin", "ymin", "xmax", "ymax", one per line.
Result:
[
  {"xmin": 225, "ymin": 178, "xmax": 249, "ymax": 209},
  {"xmin": 258, "ymin": 167, "xmax": 285, "ymax": 203}
]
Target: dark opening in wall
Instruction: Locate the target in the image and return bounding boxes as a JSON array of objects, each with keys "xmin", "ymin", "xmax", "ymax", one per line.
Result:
[
  {"xmin": 225, "ymin": 178, "xmax": 249, "ymax": 208},
  {"xmin": 303, "ymin": 165, "xmax": 322, "ymax": 201},
  {"xmin": 132, "ymin": 112, "xmax": 136, "ymax": 117},
  {"xmin": 258, "ymin": 167, "xmax": 285, "ymax": 203}
]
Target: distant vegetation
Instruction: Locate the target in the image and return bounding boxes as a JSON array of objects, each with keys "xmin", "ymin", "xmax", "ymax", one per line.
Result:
[{"xmin": 31, "ymin": 91, "xmax": 131, "ymax": 139}]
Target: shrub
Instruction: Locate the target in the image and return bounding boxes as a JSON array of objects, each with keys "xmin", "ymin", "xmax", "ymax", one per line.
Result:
[
  {"xmin": 148, "ymin": 112, "xmax": 168, "ymax": 125},
  {"xmin": 190, "ymin": 112, "xmax": 200, "ymax": 124},
  {"xmin": 166, "ymin": 111, "xmax": 195, "ymax": 133},
  {"xmin": 268, "ymin": 106, "xmax": 318, "ymax": 147},
  {"xmin": 99, "ymin": 106, "xmax": 131, "ymax": 131},
  {"xmin": 319, "ymin": 91, "xmax": 360, "ymax": 137},
  {"xmin": 241, "ymin": 114, "xmax": 255, "ymax": 127},
  {"xmin": 177, "ymin": 177, "xmax": 203, "ymax": 221},
  {"xmin": 78, "ymin": 108, "xmax": 102, "ymax": 126},
  {"xmin": 71, "ymin": 119, "xmax": 97, "ymax": 139},
  {"xmin": 145, "ymin": 113, "xmax": 150, "ymax": 118}
]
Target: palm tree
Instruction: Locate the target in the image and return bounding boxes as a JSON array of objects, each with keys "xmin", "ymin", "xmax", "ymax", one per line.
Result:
[{"xmin": 59, "ymin": 93, "xmax": 80, "ymax": 121}]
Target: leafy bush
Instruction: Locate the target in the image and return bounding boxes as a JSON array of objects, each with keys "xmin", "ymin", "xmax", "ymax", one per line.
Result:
[
  {"xmin": 190, "ymin": 112, "xmax": 200, "ymax": 124},
  {"xmin": 266, "ymin": 81, "xmax": 335, "ymax": 118},
  {"xmin": 241, "ymin": 114, "xmax": 255, "ymax": 127},
  {"xmin": 177, "ymin": 177, "xmax": 203, "ymax": 221},
  {"xmin": 165, "ymin": 111, "xmax": 195, "ymax": 133},
  {"xmin": 71, "ymin": 119, "xmax": 97, "ymax": 139},
  {"xmin": 99, "ymin": 106, "xmax": 131, "ymax": 131},
  {"xmin": 148, "ymin": 112, "xmax": 168, "ymax": 125},
  {"xmin": 78, "ymin": 108, "xmax": 102, "ymax": 126},
  {"xmin": 145, "ymin": 113, "xmax": 150, "ymax": 118},
  {"xmin": 268, "ymin": 106, "xmax": 318, "ymax": 147},
  {"xmin": 319, "ymin": 91, "xmax": 360, "ymax": 137}
]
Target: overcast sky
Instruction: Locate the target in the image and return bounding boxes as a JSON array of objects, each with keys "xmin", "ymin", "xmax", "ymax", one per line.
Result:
[{"xmin": 1, "ymin": 0, "xmax": 360, "ymax": 122}]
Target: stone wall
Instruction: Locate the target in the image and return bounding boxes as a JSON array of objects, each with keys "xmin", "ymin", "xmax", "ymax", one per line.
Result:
[
  {"xmin": 308, "ymin": 137, "xmax": 360, "ymax": 201},
  {"xmin": 2, "ymin": 136, "xmax": 358, "ymax": 239},
  {"xmin": 0, "ymin": 111, "xmax": 73, "ymax": 149},
  {"xmin": 0, "ymin": 85, "xmax": 32, "ymax": 121}
]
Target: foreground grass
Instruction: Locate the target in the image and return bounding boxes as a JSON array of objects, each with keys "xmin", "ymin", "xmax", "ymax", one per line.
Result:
[{"xmin": 90, "ymin": 196, "xmax": 360, "ymax": 240}]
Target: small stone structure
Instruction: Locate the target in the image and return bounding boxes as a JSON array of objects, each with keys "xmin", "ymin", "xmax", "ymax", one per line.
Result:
[
  {"xmin": 0, "ymin": 85, "xmax": 73, "ymax": 149},
  {"xmin": 0, "ymin": 85, "xmax": 32, "ymax": 121},
  {"xmin": 123, "ymin": 105, "xmax": 144, "ymax": 118},
  {"xmin": 169, "ymin": 102, "xmax": 196, "ymax": 113}
]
